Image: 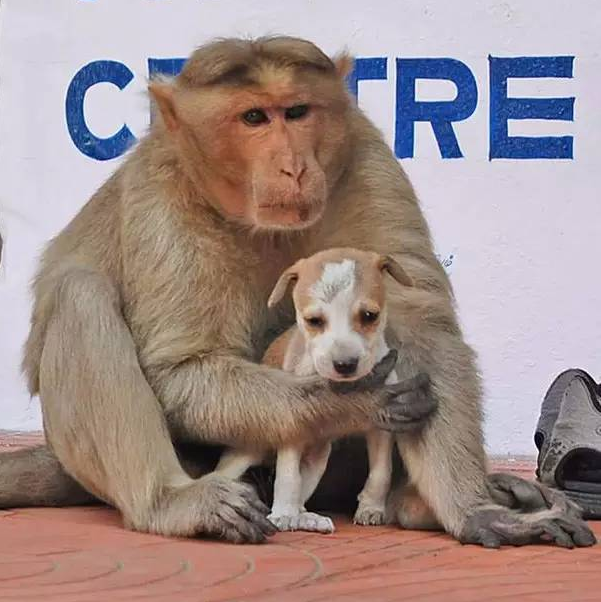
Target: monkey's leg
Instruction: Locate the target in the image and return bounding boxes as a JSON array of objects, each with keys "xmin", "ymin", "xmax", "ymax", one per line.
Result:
[
  {"xmin": 215, "ymin": 448, "xmax": 264, "ymax": 479},
  {"xmin": 354, "ymin": 430, "xmax": 394, "ymax": 526},
  {"xmin": 0, "ymin": 445, "xmax": 96, "ymax": 508},
  {"xmin": 38, "ymin": 269, "xmax": 275, "ymax": 543},
  {"xmin": 393, "ymin": 336, "xmax": 596, "ymax": 548}
]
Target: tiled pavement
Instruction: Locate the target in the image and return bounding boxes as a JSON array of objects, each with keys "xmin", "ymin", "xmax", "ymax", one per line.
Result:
[{"xmin": 0, "ymin": 431, "xmax": 599, "ymax": 602}]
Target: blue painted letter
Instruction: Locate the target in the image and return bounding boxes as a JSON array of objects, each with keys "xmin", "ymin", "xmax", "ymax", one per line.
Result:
[
  {"xmin": 346, "ymin": 58, "xmax": 387, "ymax": 99},
  {"xmin": 489, "ymin": 56, "xmax": 574, "ymax": 160},
  {"xmin": 147, "ymin": 57, "xmax": 186, "ymax": 79},
  {"xmin": 65, "ymin": 60, "xmax": 136, "ymax": 161},
  {"xmin": 395, "ymin": 58, "xmax": 477, "ymax": 159}
]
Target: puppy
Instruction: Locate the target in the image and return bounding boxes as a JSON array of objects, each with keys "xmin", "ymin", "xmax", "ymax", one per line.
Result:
[{"xmin": 216, "ymin": 248, "xmax": 413, "ymax": 532}]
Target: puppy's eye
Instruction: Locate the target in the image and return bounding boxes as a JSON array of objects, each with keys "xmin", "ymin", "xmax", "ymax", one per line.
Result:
[
  {"xmin": 359, "ymin": 310, "xmax": 379, "ymax": 325},
  {"xmin": 242, "ymin": 108, "xmax": 269, "ymax": 125},
  {"xmin": 285, "ymin": 104, "xmax": 309, "ymax": 120},
  {"xmin": 305, "ymin": 316, "xmax": 325, "ymax": 328}
]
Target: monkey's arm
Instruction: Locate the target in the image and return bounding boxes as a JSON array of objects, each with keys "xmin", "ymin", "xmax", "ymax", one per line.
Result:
[{"xmin": 149, "ymin": 351, "xmax": 420, "ymax": 449}]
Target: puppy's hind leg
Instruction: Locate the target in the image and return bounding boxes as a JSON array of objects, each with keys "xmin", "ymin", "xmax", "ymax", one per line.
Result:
[{"xmin": 215, "ymin": 448, "xmax": 264, "ymax": 480}]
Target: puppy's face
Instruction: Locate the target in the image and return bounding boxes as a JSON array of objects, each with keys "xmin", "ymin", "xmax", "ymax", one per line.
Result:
[
  {"xmin": 267, "ymin": 248, "xmax": 413, "ymax": 381},
  {"xmin": 294, "ymin": 257, "xmax": 387, "ymax": 381}
]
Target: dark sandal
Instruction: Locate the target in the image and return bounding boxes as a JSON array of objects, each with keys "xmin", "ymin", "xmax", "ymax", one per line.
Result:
[{"xmin": 535, "ymin": 369, "xmax": 601, "ymax": 519}]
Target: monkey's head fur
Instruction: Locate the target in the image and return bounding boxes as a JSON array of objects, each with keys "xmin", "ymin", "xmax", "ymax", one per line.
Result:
[
  {"xmin": 149, "ymin": 37, "xmax": 355, "ymax": 231},
  {"xmin": 268, "ymin": 248, "xmax": 414, "ymax": 381}
]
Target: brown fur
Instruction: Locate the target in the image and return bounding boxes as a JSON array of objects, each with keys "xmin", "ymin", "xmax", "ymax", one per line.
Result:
[{"xmin": 0, "ymin": 36, "xmax": 594, "ymax": 547}]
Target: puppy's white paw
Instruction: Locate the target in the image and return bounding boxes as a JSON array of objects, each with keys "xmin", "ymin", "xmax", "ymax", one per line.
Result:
[
  {"xmin": 353, "ymin": 504, "xmax": 386, "ymax": 526},
  {"xmin": 268, "ymin": 511, "xmax": 335, "ymax": 533}
]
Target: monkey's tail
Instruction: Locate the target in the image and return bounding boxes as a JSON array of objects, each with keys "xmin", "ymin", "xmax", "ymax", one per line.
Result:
[{"xmin": 0, "ymin": 445, "xmax": 97, "ymax": 508}]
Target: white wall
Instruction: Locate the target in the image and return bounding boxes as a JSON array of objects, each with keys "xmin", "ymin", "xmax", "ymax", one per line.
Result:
[{"xmin": 1, "ymin": 0, "xmax": 600, "ymax": 455}]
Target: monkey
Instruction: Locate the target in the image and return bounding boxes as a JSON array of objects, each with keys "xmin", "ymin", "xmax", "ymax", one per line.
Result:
[{"xmin": 0, "ymin": 36, "xmax": 594, "ymax": 548}]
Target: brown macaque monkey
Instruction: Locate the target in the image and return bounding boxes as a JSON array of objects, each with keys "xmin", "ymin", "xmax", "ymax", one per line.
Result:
[{"xmin": 0, "ymin": 37, "xmax": 594, "ymax": 548}]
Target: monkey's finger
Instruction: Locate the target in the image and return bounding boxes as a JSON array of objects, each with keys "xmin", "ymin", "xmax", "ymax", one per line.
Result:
[
  {"xmin": 535, "ymin": 483, "xmax": 585, "ymax": 518},
  {"xmin": 479, "ymin": 530, "xmax": 502, "ymax": 549},
  {"xmin": 386, "ymin": 393, "xmax": 438, "ymax": 419},
  {"xmin": 237, "ymin": 482, "xmax": 272, "ymax": 515},
  {"xmin": 373, "ymin": 417, "xmax": 427, "ymax": 433},
  {"xmin": 227, "ymin": 499, "xmax": 278, "ymax": 536},
  {"xmin": 381, "ymin": 397, "xmax": 437, "ymax": 428},
  {"xmin": 487, "ymin": 473, "xmax": 547, "ymax": 511},
  {"xmin": 490, "ymin": 520, "xmax": 544, "ymax": 547},
  {"xmin": 372, "ymin": 408, "xmax": 431, "ymax": 432},
  {"xmin": 491, "ymin": 517, "xmax": 576, "ymax": 548},
  {"xmin": 388, "ymin": 372, "xmax": 431, "ymax": 396},
  {"xmin": 335, "ymin": 349, "xmax": 398, "ymax": 394},
  {"xmin": 538, "ymin": 520, "xmax": 575, "ymax": 549},
  {"xmin": 367, "ymin": 349, "xmax": 398, "ymax": 386},
  {"xmin": 555, "ymin": 517, "xmax": 597, "ymax": 547},
  {"xmin": 218, "ymin": 506, "xmax": 269, "ymax": 543}
]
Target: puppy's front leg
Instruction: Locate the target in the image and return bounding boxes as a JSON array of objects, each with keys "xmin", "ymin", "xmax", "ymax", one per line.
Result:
[
  {"xmin": 354, "ymin": 370, "xmax": 397, "ymax": 526},
  {"xmin": 299, "ymin": 441, "xmax": 335, "ymax": 533},
  {"xmin": 354, "ymin": 430, "xmax": 394, "ymax": 525},
  {"xmin": 270, "ymin": 445, "xmax": 334, "ymax": 533}
]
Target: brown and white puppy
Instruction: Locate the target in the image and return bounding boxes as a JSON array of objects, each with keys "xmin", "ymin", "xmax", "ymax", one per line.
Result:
[{"xmin": 216, "ymin": 247, "xmax": 413, "ymax": 532}]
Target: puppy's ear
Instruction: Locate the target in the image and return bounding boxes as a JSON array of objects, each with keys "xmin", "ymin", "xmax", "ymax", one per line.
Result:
[
  {"xmin": 267, "ymin": 261, "xmax": 302, "ymax": 308},
  {"xmin": 378, "ymin": 255, "xmax": 413, "ymax": 287}
]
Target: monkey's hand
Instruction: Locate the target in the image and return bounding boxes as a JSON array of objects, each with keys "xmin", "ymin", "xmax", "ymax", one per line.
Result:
[
  {"xmin": 458, "ymin": 504, "xmax": 596, "ymax": 549},
  {"xmin": 329, "ymin": 351, "xmax": 436, "ymax": 432},
  {"xmin": 329, "ymin": 349, "xmax": 399, "ymax": 394},
  {"xmin": 372, "ymin": 372, "xmax": 436, "ymax": 433}
]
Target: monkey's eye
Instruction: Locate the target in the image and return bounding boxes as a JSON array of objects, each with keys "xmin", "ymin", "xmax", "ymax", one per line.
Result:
[
  {"xmin": 359, "ymin": 310, "xmax": 379, "ymax": 325},
  {"xmin": 305, "ymin": 315, "xmax": 325, "ymax": 328},
  {"xmin": 242, "ymin": 108, "xmax": 269, "ymax": 126},
  {"xmin": 285, "ymin": 104, "xmax": 309, "ymax": 120}
]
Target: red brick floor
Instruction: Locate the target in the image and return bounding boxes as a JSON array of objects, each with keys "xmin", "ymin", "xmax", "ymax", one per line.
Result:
[{"xmin": 0, "ymin": 432, "xmax": 599, "ymax": 602}]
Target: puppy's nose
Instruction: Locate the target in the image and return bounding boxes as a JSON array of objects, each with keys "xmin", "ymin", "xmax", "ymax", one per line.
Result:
[{"xmin": 333, "ymin": 358, "xmax": 359, "ymax": 377}]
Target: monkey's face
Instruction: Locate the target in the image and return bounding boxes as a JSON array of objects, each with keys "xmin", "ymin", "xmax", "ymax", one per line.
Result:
[
  {"xmin": 149, "ymin": 39, "xmax": 353, "ymax": 231},
  {"xmin": 174, "ymin": 80, "xmax": 350, "ymax": 231}
]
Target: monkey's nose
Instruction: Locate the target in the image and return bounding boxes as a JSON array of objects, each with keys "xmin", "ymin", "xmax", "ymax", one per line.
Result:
[
  {"xmin": 333, "ymin": 358, "xmax": 359, "ymax": 377},
  {"xmin": 280, "ymin": 164, "xmax": 306, "ymax": 183}
]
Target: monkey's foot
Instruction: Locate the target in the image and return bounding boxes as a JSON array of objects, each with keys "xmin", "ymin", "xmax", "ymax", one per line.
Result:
[
  {"xmin": 353, "ymin": 503, "xmax": 386, "ymax": 526},
  {"xmin": 458, "ymin": 504, "xmax": 596, "ymax": 549},
  {"xmin": 268, "ymin": 511, "xmax": 335, "ymax": 533}
]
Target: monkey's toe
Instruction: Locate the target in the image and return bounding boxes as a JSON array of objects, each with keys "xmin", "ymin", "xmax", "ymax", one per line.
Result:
[{"xmin": 353, "ymin": 505, "xmax": 386, "ymax": 526}]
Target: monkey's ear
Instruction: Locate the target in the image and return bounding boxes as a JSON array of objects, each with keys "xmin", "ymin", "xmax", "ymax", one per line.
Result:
[
  {"xmin": 332, "ymin": 52, "xmax": 355, "ymax": 80},
  {"xmin": 148, "ymin": 80, "xmax": 179, "ymax": 132},
  {"xmin": 378, "ymin": 255, "xmax": 413, "ymax": 287},
  {"xmin": 267, "ymin": 263, "xmax": 301, "ymax": 308}
]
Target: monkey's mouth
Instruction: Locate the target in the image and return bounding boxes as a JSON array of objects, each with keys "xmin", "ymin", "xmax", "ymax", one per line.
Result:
[{"xmin": 256, "ymin": 200, "xmax": 323, "ymax": 229}]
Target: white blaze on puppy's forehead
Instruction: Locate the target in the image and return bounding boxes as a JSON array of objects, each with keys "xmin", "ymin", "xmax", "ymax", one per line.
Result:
[{"xmin": 310, "ymin": 260, "xmax": 356, "ymax": 303}]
